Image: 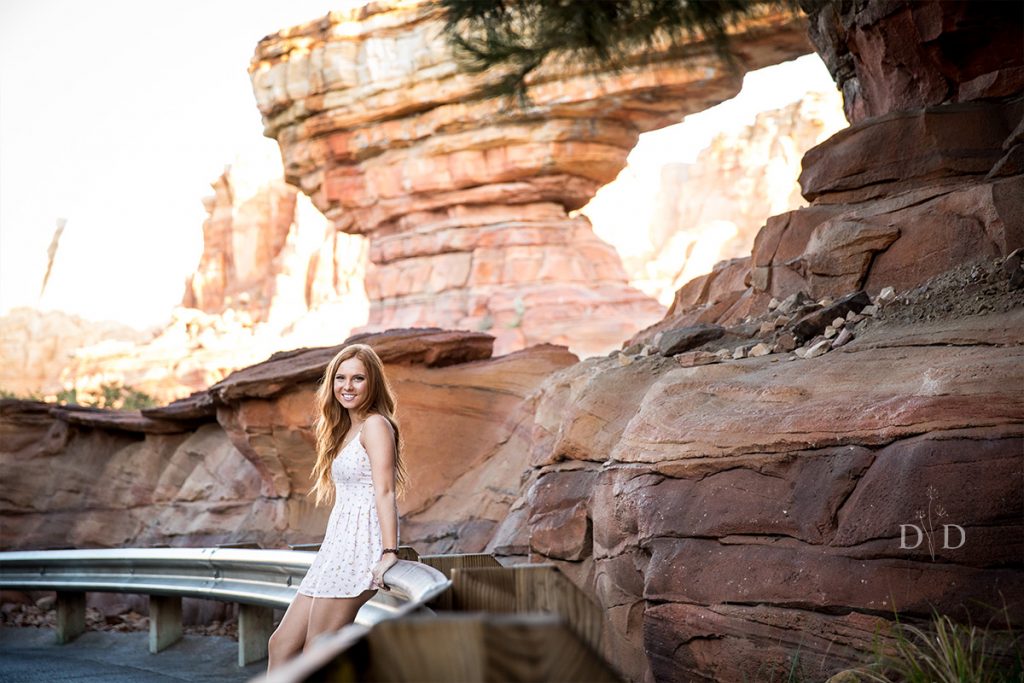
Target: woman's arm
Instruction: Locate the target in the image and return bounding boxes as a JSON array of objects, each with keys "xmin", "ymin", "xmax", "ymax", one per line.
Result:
[{"xmin": 363, "ymin": 414, "xmax": 399, "ymax": 586}]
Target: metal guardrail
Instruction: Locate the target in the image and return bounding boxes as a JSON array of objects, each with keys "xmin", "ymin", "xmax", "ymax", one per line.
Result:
[{"xmin": 0, "ymin": 547, "xmax": 451, "ymax": 666}]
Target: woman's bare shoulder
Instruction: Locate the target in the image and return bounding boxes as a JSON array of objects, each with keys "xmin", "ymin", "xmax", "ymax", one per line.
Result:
[{"xmin": 362, "ymin": 414, "xmax": 395, "ymax": 439}]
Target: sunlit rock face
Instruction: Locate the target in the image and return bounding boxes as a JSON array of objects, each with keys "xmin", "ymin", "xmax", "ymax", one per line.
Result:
[
  {"xmin": 0, "ymin": 309, "xmax": 147, "ymax": 397},
  {"xmin": 585, "ymin": 85, "xmax": 847, "ymax": 306},
  {"xmin": 57, "ymin": 154, "xmax": 371, "ymax": 404},
  {"xmin": 249, "ymin": 1, "xmax": 812, "ymax": 357},
  {"xmin": 0, "ymin": 330, "xmax": 576, "ymax": 559},
  {"xmin": 183, "ymin": 150, "xmax": 370, "ymax": 330},
  {"xmin": 632, "ymin": 4, "xmax": 1023, "ymax": 341},
  {"xmin": 501, "ymin": 2, "xmax": 1024, "ymax": 680},
  {"xmin": 490, "ymin": 309, "xmax": 1024, "ymax": 682},
  {"xmin": 183, "ymin": 163, "xmax": 297, "ymax": 321},
  {"xmin": 735, "ymin": 0, "xmax": 1024, "ymax": 319}
]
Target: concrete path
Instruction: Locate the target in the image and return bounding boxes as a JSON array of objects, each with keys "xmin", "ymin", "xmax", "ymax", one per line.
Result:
[{"xmin": 0, "ymin": 626, "xmax": 265, "ymax": 682}]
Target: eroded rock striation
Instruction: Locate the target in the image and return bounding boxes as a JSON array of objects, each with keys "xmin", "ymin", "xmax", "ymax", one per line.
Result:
[
  {"xmin": 586, "ymin": 83, "xmax": 847, "ymax": 306},
  {"xmin": 803, "ymin": 0, "xmax": 1024, "ymax": 123},
  {"xmin": 491, "ymin": 295, "xmax": 1024, "ymax": 681},
  {"xmin": 634, "ymin": 5, "xmax": 1023, "ymax": 343},
  {"xmin": 249, "ymin": 1, "xmax": 812, "ymax": 356},
  {"xmin": 0, "ymin": 329, "xmax": 576, "ymax": 556}
]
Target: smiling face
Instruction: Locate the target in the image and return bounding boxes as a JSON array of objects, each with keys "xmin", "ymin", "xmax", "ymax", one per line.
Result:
[{"xmin": 333, "ymin": 356, "xmax": 370, "ymax": 414}]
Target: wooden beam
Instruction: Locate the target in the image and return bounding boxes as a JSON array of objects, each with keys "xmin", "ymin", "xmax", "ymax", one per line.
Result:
[
  {"xmin": 419, "ymin": 553, "xmax": 502, "ymax": 610},
  {"xmin": 419, "ymin": 553, "xmax": 501, "ymax": 579},
  {"xmin": 449, "ymin": 564, "xmax": 604, "ymax": 653},
  {"xmin": 148, "ymin": 594, "xmax": 183, "ymax": 653},
  {"xmin": 55, "ymin": 591, "xmax": 86, "ymax": 644},
  {"xmin": 316, "ymin": 614, "xmax": 619, "ymax": 682}
]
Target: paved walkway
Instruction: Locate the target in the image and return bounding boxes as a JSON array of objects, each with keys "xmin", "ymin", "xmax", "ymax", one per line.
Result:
[{"xmin": 0, "ymin": 626, "xmax": 265, "ymax": 682}]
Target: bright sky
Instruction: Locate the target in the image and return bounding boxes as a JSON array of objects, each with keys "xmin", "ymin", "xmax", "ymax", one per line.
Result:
[{"xmin": 0, "ymin": 0, "xmax": 341, "ymax": 328}]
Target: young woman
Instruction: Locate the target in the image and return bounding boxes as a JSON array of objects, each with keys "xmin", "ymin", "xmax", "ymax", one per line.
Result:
[{"xmin": 266, "ymin": 343, "xmax": 406, "ymax": 671}]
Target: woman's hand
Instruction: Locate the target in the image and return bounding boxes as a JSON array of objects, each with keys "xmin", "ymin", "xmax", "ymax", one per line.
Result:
[{"xmin": 371, "ymin": 553, "xmax": 398, "ymax": 590}]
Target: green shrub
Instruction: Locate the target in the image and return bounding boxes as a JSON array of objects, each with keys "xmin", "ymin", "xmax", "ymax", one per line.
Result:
[
  {"xmin": 90, "ymin": 383, "xmax": 156, "ymax": 410},
  {"xmin": 0, "ymin": 384, "xmax": 155, "ymax": 410},
  {"xmin": 859, "ymin": 613, "xmax": 1022, "ymax": 683}
]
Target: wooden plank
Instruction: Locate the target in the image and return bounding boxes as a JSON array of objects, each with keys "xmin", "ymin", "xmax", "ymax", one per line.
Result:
[
  {"xmin": 55, "ymin": 591, "xmax": 86, "ymax": 644},
  {"xmin": 450, "ymin": 566, "xmax": 517, "ymax": 613},
  {"xmin": 320, "ymin": 614, "xmax": 620, "ymax": 682},
  {"xmin": 419, "ymin": 553, "xmax": 501, "ymax": 579},
  {"xmin": 368, "ymin": 616, "xmax": 485, "ymax": 682},
  {"xmin": 148, "ymin": 594, "xmax": 182, "ymax": 653},
  {"xmin": 518, "ymin": 566, "xmax": 603, "ymax": 654},
  {"xmin": 480, "ymin": 614, "xmax": 619, "ymax": 683},
  {"xmin": 450, "ymin": 565, "xmax": 604, "ymax": 654},
  {"xmin": 423, "ymin": 553, "xmax": 502, "ymax": 610},
  {"xmin": 238, "ymin": 603, "xmax": 275, "ymax": 666}
]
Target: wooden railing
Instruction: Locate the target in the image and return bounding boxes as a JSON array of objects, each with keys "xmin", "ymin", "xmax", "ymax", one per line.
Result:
[{"xmin": 263, "ymin": 559, "xmax": 619, "ymax": 682}]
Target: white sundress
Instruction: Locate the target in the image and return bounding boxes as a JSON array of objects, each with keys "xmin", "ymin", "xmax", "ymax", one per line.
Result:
[{"xmin": 297, "ymin": 423, "xmax": 392, "ymax": 597}]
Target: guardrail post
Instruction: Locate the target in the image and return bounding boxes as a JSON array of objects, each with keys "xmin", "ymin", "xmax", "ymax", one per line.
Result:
[
  {"xmin": 149, "ymin": 594, "xmax": 183, "ymax": 653},
  {"xmin": 238, "ymin": 603, "xmax": 274, "ymax": 666},
  {"xmin": 55, "ymin": 591, "xmax": 86, "ymax": 644}
]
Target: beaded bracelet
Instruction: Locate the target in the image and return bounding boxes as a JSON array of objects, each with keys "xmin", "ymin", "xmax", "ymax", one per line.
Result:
[{"xmin": 382, "ymin": 547, "xmax": 398, "ymax": 555}]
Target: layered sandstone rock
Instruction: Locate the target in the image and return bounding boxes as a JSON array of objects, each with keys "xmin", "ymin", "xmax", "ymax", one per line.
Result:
[
  {"xmin": 490, "ymin": 303, "xmax": 1024, "ymax": 682},
  {"xmin": 583, "ymin": 3, "xmax": 1024, "ymax": 678},
  {"xmin": 183, "ymin": 149, "xmax": 369, "ymax": 325},
  {"xmin": 0, "ymin": 329, "xmax": 576, "ymax": 557},
  {"xmin": 802, "ymin": 0, "xmax": 1024, "ymax": 122},
  {"xmin": 585, "ymin": 87, "xmax": 847, "ymax": 305},
  {"xmin": 0, "ymin": 308, "xmax": 147, "ymax": 397},
  {"xmin": 249, "ymin": 1, "xmax": 812, "ymax": 357},
  {"xmin": 634, "ymin": 93, "xmax": 1023, "ymax": 343},
  {"xmin": 183, "ymin": 161, "xmax": 297, "ymax": 320}
]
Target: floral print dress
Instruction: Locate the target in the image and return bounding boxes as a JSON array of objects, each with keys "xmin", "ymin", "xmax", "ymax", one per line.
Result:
[{"xmin": 297, "ymin": 425, "xmax": 385, "ymax": 597}]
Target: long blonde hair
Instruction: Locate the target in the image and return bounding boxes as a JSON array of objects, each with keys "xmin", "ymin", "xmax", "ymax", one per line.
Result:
[{"xmin": 309, "ymin": 343, "xmax": 407, "ymax": 506}]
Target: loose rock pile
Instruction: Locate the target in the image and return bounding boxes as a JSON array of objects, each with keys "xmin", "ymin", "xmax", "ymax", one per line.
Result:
[
  {"xmin": 0, "ymin": 597, "xmax": 239, "ymax": 639},
  {"xmin": 618, "ymin": 252, "xmax": 1024, "ymax": 367}
]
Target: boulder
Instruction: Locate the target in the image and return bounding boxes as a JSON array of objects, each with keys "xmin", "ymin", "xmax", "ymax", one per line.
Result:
[{"xmin": 800, "ymin": 98, "xmax": 1023, "ymax": 204}]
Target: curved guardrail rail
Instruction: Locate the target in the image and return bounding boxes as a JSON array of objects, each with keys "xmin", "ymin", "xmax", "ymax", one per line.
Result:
[{"xmin": 0, "ymin": 547, "xmax": 450, "ymax": 666}]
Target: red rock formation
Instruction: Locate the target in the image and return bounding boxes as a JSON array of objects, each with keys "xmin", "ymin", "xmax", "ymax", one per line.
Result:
[
  {"xmin": 0, "ymin": 329, "xmax": 576, "ymax": 557},
  {"xmin": 249, "ymin": 1, "xmax": 812, "ymax": 357},
  {"xmin": 635, "ymin": 74, "xmax": 1023, "ymax": 342},
  {"xmin": 0, "ymin": 308, "xmax": 147, "ymax": 397},
  {"xmin": 491, "ymin": 305, "xmax": 1024, "ymax": 681},
  {"xmin": 56, "ymin": 154, "xmax": 372, "ymax": 404},
  {"xmin": 560, "ymin": 2, "xmax": 1024, "ymax": 679},
  {"xmin": 586, "ymin": 84, "xmax": 847, "ymax": 305},
  {"xmin": 183, "ymin": 166, "xmax": 297, "ymax": 320},
  {"xmin": 183, "ymin": 154, "xmax": 368, "ymax": 327},
  {"xmin": 804, "ymin": 0, "xmax": 1024, "ymax": 123}
]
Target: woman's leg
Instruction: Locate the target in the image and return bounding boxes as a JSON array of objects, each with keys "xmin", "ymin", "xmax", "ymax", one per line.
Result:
[
  {"xmin": 267, "ymin": 592, "xmax": 315, "ymax": 672},
  {"xmin": 303, "ymin": 590, "xmax": 376, "ymax": 652}
]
